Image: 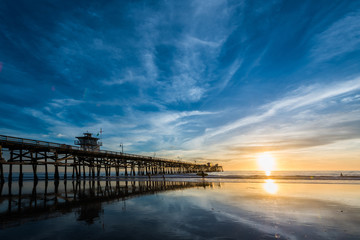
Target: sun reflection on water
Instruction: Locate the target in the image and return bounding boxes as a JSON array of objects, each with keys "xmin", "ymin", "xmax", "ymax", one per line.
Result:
[{"xmin": 263, "ymin": 179, "xmax": 278, "ymax": 194}]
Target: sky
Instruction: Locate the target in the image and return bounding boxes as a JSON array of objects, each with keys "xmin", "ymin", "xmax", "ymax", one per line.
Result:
[{"xmin": 0, "ymin": 0, "xmax": 360, "ymax": 171}]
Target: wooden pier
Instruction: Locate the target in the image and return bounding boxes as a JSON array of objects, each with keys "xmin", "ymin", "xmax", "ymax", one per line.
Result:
[{"xmin": 0, "ymin": 134, "xmax": 223, "ymax": 182}]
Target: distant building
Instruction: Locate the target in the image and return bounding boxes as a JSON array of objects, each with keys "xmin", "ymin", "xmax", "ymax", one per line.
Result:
[{"xmin": 75, "ymin": 133, "xmax": 102, "ymax": 151}]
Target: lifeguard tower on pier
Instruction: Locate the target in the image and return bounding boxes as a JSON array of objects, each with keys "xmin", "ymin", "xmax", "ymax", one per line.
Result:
[{"xmin": 75, "ymin": 133, "xmax": 102, "ymax": 151}]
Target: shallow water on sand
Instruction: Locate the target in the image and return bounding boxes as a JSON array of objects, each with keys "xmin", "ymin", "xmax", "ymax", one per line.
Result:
[{"xmin": 0, "ymin": 179, "xmax": 359, "ymax": 240}]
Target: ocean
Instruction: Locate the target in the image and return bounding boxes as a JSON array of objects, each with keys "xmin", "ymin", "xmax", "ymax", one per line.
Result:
[
  {"xmin": 211, "ymin": 170, "xmax": 360, "ymax": 177},
  {"xmin": 2, "ymin": 170, "xmax": 360, "ymax": 181}
]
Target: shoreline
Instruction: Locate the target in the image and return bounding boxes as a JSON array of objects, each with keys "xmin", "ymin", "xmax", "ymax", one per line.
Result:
[{"xmin": 1, "ymin": 173, "xmax": 360, "ymax": 183}]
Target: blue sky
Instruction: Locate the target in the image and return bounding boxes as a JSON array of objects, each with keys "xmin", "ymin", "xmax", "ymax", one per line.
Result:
[{"xmin": 1, "ymin": 0, "xmax": 360, "ymax": 170}]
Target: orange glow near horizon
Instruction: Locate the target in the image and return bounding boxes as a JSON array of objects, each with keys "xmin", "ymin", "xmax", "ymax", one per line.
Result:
[{"xmin": 257, "ymin": 152, "xmax": 276, "ymax": 176}]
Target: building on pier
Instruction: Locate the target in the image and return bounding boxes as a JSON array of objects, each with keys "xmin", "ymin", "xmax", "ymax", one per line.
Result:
[{"xmin": 75, "ymin": 132, "xmax": 102, "ymax": 151}]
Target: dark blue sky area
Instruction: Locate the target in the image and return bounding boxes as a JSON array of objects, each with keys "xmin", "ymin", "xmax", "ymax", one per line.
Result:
[{"xmin": 1, "ymin": 0, "xmax": 360, "ymax": 169}]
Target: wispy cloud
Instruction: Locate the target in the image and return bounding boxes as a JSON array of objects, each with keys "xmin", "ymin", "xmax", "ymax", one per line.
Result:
[
  {"xmin": 183, "ymin": 77, "xmax": 360, "ymax": 155},
  {"xmin": 49, "ymin": 98, "xmax": 84, "ymax": 108},
  {"xmin": 311, "ymin": 10, "xmax": 360, "ymax": 62}
]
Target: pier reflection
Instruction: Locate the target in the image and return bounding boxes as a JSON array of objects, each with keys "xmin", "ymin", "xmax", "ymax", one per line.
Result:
[{"xmin": 0, "ymin": 180, "xmax": 213, "ymax": 228}]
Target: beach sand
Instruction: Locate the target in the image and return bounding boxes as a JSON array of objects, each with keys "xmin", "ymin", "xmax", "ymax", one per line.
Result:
[{"xmin": 0, "ymin": 179, "xmax": 359, "ymax": 239}]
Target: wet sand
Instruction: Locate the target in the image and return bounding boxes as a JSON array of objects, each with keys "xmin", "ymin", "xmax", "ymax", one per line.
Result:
[{"xmin": 0, "ymin": 179, "xmax": 359, "ymax": 239}]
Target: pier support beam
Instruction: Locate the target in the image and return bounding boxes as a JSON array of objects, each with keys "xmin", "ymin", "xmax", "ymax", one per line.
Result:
[
  {"xmin": 82, "ymin": 160, "xmax": 86, "ymax": 178},
  {"xmin": 0, "ymin": 162, "xmax": 4, "ymax": 183},
  {"xmin": 97, "ymin": 159, "xmax": 101, "ymax": 177},
  {"xmin": 19, "ymin": 149, "xmax": 23, "ymax": 182},
  {"xmin": 91, "ymin": 164, "xmax": 95, "ymax": 178},
  {"xmin": 45, "ymin": 152, "xmax": 48, "ymax": 180},
  {"xmin": 31, "ymin": 151, "xmax": 38, "ymax": 181},
  {"xmin": 8, "ymin": 164, "xmax": 12, "ymax": 182},
  {"xmin": 54, "ymin": 152, "xmax": 59, "ymax": 181},
  {"xmin": 0, "ymin": 146, "xmax": 4, "ymax": 183},
  {"xmin": 131, "ymin": 163, "xmax": 136, "ymax": 176},
  {"xmin": 72, "ymin": 161, "xmax": 75, "ymax": 179},
  {"xmin": 64, "ymin": 159, "xmax": 67, "ymax": 179},
  {"xmin": 116, "ymin": 165, "xmax": 119, "ymax": 177},
  {"xmin": 54, "ymin": 165, "xmax": 59, "ymax": 180}
]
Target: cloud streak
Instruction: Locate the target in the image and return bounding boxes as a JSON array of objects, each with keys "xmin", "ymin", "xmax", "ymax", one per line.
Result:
[
  {"xmin": 190, "ymin": 77, "xmax": 360, "ymax": 143},
  {"xmin": 312, "ymin": 10, "xmax": 360, "ymax": 62}
]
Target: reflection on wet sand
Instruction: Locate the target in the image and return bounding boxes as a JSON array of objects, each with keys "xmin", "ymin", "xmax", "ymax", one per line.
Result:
[
  {"xmin": 0, "ymin": 180, "xmax": 215, "ymax": 228},
  {"xmin": 263, "ymin": 179, "xmax": 278, "ymax": 194},
  {"xmin": 207, "ymin": 182, "xmax": 360, "ymax": 239}
]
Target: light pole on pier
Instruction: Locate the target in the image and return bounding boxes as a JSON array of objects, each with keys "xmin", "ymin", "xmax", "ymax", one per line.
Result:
[{"xmin": 119, "ymin": 143, "xmax": 123, "ymax": 153}]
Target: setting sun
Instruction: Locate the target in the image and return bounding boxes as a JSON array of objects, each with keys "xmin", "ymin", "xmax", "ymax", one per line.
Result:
[{"xmin": 257, "ymin": 152, "xmax": 276, "ymax": 176}]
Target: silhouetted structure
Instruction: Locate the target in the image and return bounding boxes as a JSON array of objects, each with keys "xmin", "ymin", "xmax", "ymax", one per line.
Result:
[
  {"xmin": 0, "ymin": 134, "xmax": 223, "ymax": 182},
  {"xmin": 75, "ymin": 133, "xmax": 102, "ymax": 151}
]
